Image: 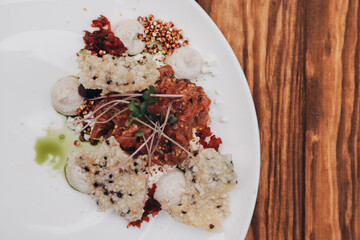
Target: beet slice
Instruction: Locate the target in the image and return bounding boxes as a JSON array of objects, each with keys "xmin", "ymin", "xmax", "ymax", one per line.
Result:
[{"xmin": 78, "ymin": 84, "xmax": 102, "ymax": 98}]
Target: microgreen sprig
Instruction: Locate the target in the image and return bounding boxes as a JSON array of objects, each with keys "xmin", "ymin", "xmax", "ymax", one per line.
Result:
[
  {"xmin": 135, "ymin": 131, "xmax": 145, "ymax": 137},
  {"xmin": 168, "ymin": 114, "xmax": 178, "ymax": 125},
  {"xmin": 127, "ymin": 85, "xmax": 157, "ymax": 120},
  {"xmin": 127, "ymin": 85, "xmax": 158, "ymax": 137}
]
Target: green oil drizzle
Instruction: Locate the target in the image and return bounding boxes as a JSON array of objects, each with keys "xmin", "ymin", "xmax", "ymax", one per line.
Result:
[
  {"xmin": 34, "ymin": 134, "xmax": 65, "ymax": 170},
  {"xmin": 34, "ymin": 119, "xmax": 99, "ymax": 173}
]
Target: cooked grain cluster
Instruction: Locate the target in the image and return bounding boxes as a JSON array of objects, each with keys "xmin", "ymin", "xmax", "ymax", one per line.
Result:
[
  {"xmin": 68, "ymin": 137, "xmax": 147, "ymax": 221},
  {"xmin": 77, "ymin": 50, "xmax": 160, "ymax": 95},
  {"xmin": 164, "ymin": 148, "xmax": 238, "ymax": 231}
]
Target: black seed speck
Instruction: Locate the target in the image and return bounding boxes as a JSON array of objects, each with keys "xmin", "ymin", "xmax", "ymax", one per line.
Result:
[
  {"xmin": 129, "ymin": 193, "xmax": 133, "ymax": 196},
  {"xmin": 104, "ymin": 156, "xmax": 108, "ymax": 160},
  {"xmin": 84, "ymin": 167, "xmax": 90, "ymax": 172},
  {"xmin": 92, "ymin": 76, "xmax": 97, "ymax": 80},
  {"xmin": 104, "ymin": 190, "xmax": 109, "ymax": 195},
  {"xmin": 181, "ymin": 211, "xmax": 187, "ymax": 214},
  {"xmin": 192, "ymin": 177, "xmax": 196, "ymax": 183},
  {"xmin": 209, "ymin": 224, "xmax": 214, "ymax": 229},
  {"xmin": 106, "ymin": 80, "xmax": 112, "ymax": 85},
  {"xmin": 94, "ymin": 182, "xmax": 99, "ymax": 187},
  {"xmin": 117, "ymin": 192, "xmax": 123, "ymax": 198},
  {"xmin": 127, "ymin": 209, "xmax": 130, "ymax": 214},
  {"xmin": 95, "ymin": 171, "xmax": 100, "ymax": 175},
  {"xmin": 109, "ymin": 174, "xmax": 113, "ymax": 179},
  {"xmin": 135, "ymin": 169, "xmax": 138, "ymax": 174},
  {"xmin": 106, "ymin": 140, "xmax": 110, "ymax": 145},
  {"xmin": 216, "ymin": 205, "xmax": 222, "ymax": 208},
  {"xmin": 110, "ymin": 198, "xmax": 115, "ymax": 204},
  {"xmin": 134, "ymin": 162, "xmax": 138, "ymax": 166},
  {"xmin": 108, "ymin": 180, "xmax": 114, "ymax": 183}
]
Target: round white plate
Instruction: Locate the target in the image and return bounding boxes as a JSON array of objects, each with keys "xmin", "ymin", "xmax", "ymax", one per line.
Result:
[{"xmin": 0, "ymin": 0, "xmax": 260, "ymax": 239}]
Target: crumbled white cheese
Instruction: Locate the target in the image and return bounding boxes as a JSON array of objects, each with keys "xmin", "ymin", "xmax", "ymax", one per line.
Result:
[
  {"xmin": 209, "ymin": 109, "xmax": 215, "ymax": 119},
  {"xmin": 153, "ymin": 52, "xmax": 166, "ymax": 67},
  {"xmin": 214, "ymin": 98, "xmax": 222, "ymax": 105},
  {"xmin": 220, "ymin": 115, "xmax": 229, "ymax": 123},
  {"xmin": 133, "ymin": 53, "xmax": 148, "ymax": 64},
  {"xmin": 189, "ymin": 128, "xmax": 202, "ymax": 152},
  {"xmin": 148, "ymin": 164, "xmax": 173, "ymax": 186},
  {"xmin": 67, "ymin": 114, "xmax": 94, "ymax": 140},
  {"xmin": 201, "ymin": 55, "xmax": 216, "ymax": 76},
  {"xmin": 67, "ymin": 116, "xmax": 83, "ymax": 132}
]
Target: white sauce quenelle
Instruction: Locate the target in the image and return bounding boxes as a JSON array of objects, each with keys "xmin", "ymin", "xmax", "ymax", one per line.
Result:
[
  {"xmin": 166, "ymin": 46, "xmax": 203, "ymax": 79},
  {"xmin": 113, "ymin": 19, "xmax": 145, "ymax": 55},
  {"xmin": 154, "ymin": 168, "xmax": 186, "ymax": 206},
  {"xmin": 51, "ymin": 76, "xmax": 84, "ymax": 116},
  {"xmin": 65, "ymin": 154, "xmax": 92, "ymax": 194}
]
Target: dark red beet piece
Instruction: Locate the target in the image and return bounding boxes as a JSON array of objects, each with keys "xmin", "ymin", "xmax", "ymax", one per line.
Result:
[
  {"xmin": 91, "ymin": 15, "xmax": 111, "ymax": 29},
  {"xmin": 83, "ymin": 15, "xmax": 127, "ymax": 56},
  {"xmin": 127, "ymin": 184, "xmax": 161, "ymax": 228},
  {"xmin": 78, "ymin": 84, "xmax": 102, "ymax": 98},
  {"xmin": 196, "ymin": 127, "xmax": 222, "ymax": 151}
]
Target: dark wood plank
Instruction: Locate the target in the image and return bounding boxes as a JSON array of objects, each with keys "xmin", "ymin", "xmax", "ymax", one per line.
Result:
[
  {"xmin": 197, "ymin": 0, "xmax": 306, "ymax": 239},
  {"xmin": 304, "ymin": 0, "xmax": 360, "ymax": 239},
  {"xmin": 197, "ymin": 0, "xmax": 360, "ymax": 239}
]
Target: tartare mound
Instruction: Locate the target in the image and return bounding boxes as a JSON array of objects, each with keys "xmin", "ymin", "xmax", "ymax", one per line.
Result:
[{"xmin": 88, "ymin": 65, "xmax": 211, "ymax": 166}]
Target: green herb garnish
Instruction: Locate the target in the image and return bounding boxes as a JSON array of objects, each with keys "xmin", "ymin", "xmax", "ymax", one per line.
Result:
[
  {"xmin": 128, "ymin": 100, "xmax": 138, "ymax": 112},
  {"xmin": 140, "ymin": 101, "xmax": 151, "ymax": 114},
  {"xmin": 135, "ymin": 131, "xmax": 145, "ymax": 137},
  {"xmin": 168, "ymin": 114, "xmax": 178, "ymax": 125},
  {"xmin": 128, "ymin": 85, "xmax": 157, "ymax": 120},
  {"xmin": 125, "ymin": 119, "xmax": 132, "ymax": 126}
]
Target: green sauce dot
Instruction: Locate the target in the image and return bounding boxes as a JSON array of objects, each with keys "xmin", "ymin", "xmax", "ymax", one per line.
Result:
[{"xmin": 34, "ymin": 136, "xmax": 65, "ymax": 169}]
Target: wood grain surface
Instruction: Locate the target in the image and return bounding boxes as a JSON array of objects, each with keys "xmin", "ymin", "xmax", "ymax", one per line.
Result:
[{"xmin": 196, "ymin": 0, "xmax": 360, "ymax": 239}]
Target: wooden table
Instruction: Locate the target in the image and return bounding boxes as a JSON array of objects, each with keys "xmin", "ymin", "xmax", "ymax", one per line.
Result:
[{"xmin": 196, "ymin": 0, "xmax": 360, "ymax": 239}]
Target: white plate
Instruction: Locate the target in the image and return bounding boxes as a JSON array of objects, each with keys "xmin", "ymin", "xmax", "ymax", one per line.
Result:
[{"xmin": 0, "ymin": 0, "xmax": 260, "ymax": 239}]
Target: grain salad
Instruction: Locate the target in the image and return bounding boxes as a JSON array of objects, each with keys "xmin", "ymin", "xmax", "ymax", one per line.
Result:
[
  {"xmin": 47, "ymin": 14, "xmax": 237, "ymax": 232},
  {"xmin": 78, "ymin": 50, "xmax": 159, "ymax": 95},
  {"xmin": 66, "ymin": 137, "xmax": 148, "ymax": 221}
]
